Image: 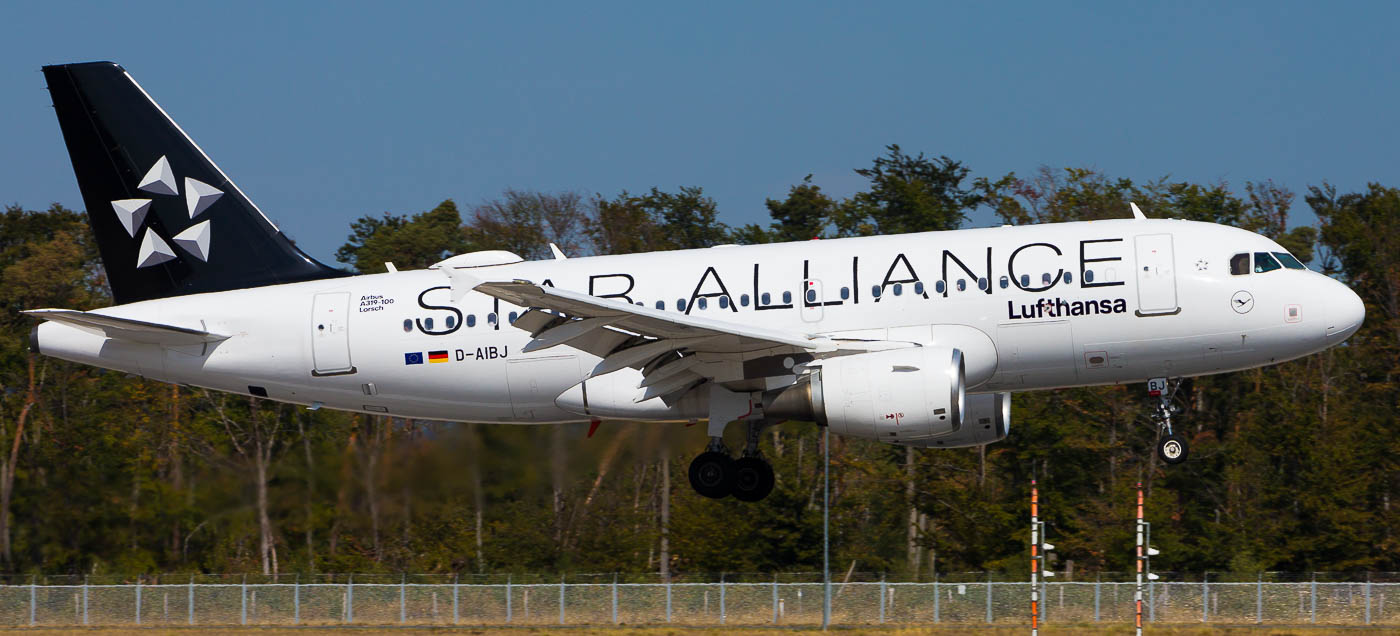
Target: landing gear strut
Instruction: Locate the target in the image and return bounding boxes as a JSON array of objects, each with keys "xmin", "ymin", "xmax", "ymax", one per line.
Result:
[
  {"xmin": 1148, "ymin": 377, "xmax": 1188, "ymax": 465},
  {"xmin": 688, "ymin": 419, "xmax": 776, "ymax": 501}
]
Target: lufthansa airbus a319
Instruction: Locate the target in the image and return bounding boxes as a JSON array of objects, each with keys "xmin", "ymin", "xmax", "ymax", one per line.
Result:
[{"xmin": 29, "ymin": 62, "xmax": 1364, "ymax": 502}]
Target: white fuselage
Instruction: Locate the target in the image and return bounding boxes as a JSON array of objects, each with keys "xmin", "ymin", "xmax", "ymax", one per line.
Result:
[{"xmin": 35, "ymin": 218, "xmax": 1363, "ymax": 424}]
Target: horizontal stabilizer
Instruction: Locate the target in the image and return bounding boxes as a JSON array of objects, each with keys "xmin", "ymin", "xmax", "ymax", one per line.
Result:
[{"xmin": 24, "ymin": 309, "xmax": 228, "ymax": 345}]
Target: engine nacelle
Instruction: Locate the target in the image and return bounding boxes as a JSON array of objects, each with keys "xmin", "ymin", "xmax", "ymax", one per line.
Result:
[
  {"xmin": 765, "ymin": 347, "xmax": 965, "ymax": 444},
  {"xmin": 906, "ymin": 392, "xmax": 1011, "ymax": 448}
]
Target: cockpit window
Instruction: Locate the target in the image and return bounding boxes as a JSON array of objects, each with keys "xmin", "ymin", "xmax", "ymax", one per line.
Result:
[
  {"xmin": 1273, "ymin": 252, "xmax": 1306, "ymax": 270},
  {"xmin": 1230, "ymin": 253, "xmax": 1250, "ymax": 275},
  {"xmin": 1254, "ymin": 252, "xmax": 1282, "ymax": 273}
]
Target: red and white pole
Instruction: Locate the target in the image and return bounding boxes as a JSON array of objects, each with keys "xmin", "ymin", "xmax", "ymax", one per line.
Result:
[
  {"xmin": 1031, "ymin": 479, "xmax": 1039, "ymax": 635},
  {"xmin": 1135, "ymin": 482, "xmax": 1144, "ymax": 636}
]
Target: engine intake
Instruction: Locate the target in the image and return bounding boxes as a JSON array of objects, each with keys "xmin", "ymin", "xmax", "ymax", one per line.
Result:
[{"xmin": 764, "ymin": 347, "xmax": 966, "ymax": 444}]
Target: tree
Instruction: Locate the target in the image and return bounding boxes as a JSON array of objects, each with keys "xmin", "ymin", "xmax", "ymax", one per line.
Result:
[
  {"xmin": 834, "ymin": 145, "xmax": 983, "ymax": 236},
  {"xmin": 468, "ymin": 189, "xmax": 589, "ymax": 259},
  {"xmin": 335, "ymin": 200, "xmax": 470, "ymax": 273}
]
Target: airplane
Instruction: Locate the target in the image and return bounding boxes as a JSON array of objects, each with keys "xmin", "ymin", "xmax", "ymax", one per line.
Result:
[{"xmin": 28, "ymin": 62, "xmax": 1365, "ymax": 502}]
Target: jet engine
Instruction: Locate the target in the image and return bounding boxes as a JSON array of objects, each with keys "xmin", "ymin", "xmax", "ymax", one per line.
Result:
[
  {"xmin": 764, "ymin": 347, "xmax": 965, "ymax": 444},
  {"xmin": 905, "ymin": 392, "xmax": 1010, "ymax": 448}
]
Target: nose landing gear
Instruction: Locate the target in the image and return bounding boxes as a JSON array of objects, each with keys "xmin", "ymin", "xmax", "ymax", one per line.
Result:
[
  {"xmin": 687, "ymin": 418, "xmax": 776, "ymax": 501},
  {"xmin": 1148, "ymin": 377, "xmax": 1189, "ymax": 465}
]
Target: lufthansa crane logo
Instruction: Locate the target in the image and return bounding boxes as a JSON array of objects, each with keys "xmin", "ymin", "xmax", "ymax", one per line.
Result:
[
  {"xmin": 1231, "ymin": 290, "xmax": 1254, "ymax": 314},
  {"xmin": 110, "ymin": 155, "xmax": 221, "ymax": 269}
]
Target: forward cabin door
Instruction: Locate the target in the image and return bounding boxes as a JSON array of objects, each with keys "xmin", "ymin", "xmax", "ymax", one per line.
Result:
[
  {"xmin": 311, "ymin": 292, "xmax": 355, "ymax": 375},
  {"xmin": 1134, "ymin": 234, "xmax": 1179, "ymax": 315}
]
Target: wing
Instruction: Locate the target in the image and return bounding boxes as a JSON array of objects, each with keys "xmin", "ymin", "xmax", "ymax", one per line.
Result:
[
  {"xmin": 448, "ymin": 271, "xmax": 909, "ymax": 401},
  {"xmin": 24, "ymin": 309, "xmax": 229, "ymax": 346}
]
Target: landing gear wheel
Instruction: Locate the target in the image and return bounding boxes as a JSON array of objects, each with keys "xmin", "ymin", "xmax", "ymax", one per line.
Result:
[
  {"xmin": 689, "ymin": 451, "xmax": 736, "ymax": 499},
  {"xmin": 1157, "ymin": 433, "xmax": 1189, "ymax": 464},
  {"xmin": 731, "ymin": 457, "xmax": 775, "ymax": 502}
]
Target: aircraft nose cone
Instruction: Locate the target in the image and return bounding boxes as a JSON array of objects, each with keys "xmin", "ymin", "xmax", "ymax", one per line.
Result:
[{"xmin": 1323, "ymin": 280, "xmax": 1365, "ymax": 345}]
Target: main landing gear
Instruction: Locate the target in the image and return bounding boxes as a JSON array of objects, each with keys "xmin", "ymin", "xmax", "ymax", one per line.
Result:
[
  {"xmin": 1148, "ymin": 377, "xmax": 1188, "ymax": 465},
  {"xmin": 688, "ymin": 418, "xmax": 776, "ymax": 502}
]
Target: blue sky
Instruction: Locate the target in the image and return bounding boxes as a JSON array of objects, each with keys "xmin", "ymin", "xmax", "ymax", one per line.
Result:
[{"xmin": 3, "ymin": 2, "xmax": 1396, "ymax": 265}]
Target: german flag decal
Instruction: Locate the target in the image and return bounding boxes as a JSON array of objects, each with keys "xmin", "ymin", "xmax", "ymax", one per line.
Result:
[{"xmin": 428, "ymin": 350, "xmax": 449, "ymax": 363}]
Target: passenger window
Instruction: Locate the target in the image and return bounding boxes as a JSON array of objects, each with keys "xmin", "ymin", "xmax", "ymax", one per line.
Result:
[
  {"xmin": 487, "ymin": 313, "xmax": 497, "ymax": 325},
  {"xmin": 762, "ymin": 292, "xmax": 772, "ymax": 305},
  {"xmin": 1254, "ymin": 252, "xmax": 1282, "ymax": 273},
  {"xmin": 719, "ymin": 296, "xmax": 730, "ymax": 309},
  {"xmin": 978, "ymin": 277, "xmax": 988, "ymax": 290},
  {"xmin": 805, "ymin": 289, "xmax": 817, "ymax": 302},
  {"xmin": 1273, "ymin": 252, "xmax": 1306, "ymax": 270},
  {"xmin": 782, "ymin": 291, "xmax": 793, "ymax": 304},
  {"xmin": 1020, "ymin": 274, "xmax": 1030, "ymax": 287},
  {"xmin": 1063, "ymin": 272, "xmax": 1072, "ymax": 284},
  {"xmin": 1041, "ymin": 273, "xmax": 1052, "ymax": 285},
  {"xmin": 892, "ymin": 284, "xmax": 903, "ymax": 296},
  {"xmin": 740, "ymin": 294, "xmax": 750, "ymax": 307},
  {"xmin": 935, "ymin": 280, "xmax": 946, "ymax": 294},
  {"xmin": 957, "ymin": 279, "xmax": 966, "ymax": 291},
  {"xmin": 914, "ymin": 282, "xmax": 925, "ymax": 295},
  {"xmin": 1230, "ymin": 253, "xmax": 1250, "ymax": 275},
  {"xmin": 466, "ymin": 314, "xmax": 476, "ymax": 328},
  {"xmin": 402, "ymin": 319, "xmax": 412, "ymax": 333},
  {"xmin": 871, "ymin": 286, "xmax": 882, "ymax": 298},
  {"xmin": 1084, "ymin": 270, "xmax": 1095, "ymax": 283},
  {"xmin": 424, "ymin": 317, "xmax": 434, "ymax": 330},
  {"xmin": 839, "ymin": 287, "xmax": 850, "ymax": 300},
  {"xmin": 655, "ymin": 300, "xmax": 665, "ymax": 310},
  {"xmin": 677, "ymin": 299, "xmax": 687, "ymax": 311},
  {"xmin": 999, "ymin": 276, "xmax": 1009, "ymax": 289},
  {"xmin": 508, "ymin": 311, "xmax": 518, "ymax": 324},
  {"xmin": 698, "ymin": 298, "xmax": 708, "ymax": 310},
  {"xmin": 446, "ymin": 315, "xmax": 456, "ymax": 329}
]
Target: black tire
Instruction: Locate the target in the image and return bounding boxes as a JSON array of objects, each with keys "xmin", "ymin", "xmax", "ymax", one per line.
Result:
[
  {"xmin": 688, "ymin": 451, "xmax": 736, "ymax": 499},
  {"xmin": 731, "ymin": 457, "xmax": 776, "ymax": 502},
  {"xmin": 1157, "ymin": 433, "xmax": 1189, "ymax": 465}
]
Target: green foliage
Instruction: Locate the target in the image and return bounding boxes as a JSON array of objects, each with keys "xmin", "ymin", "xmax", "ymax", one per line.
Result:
[{"xmin": 0, "ymin": 166, "xmax": 1394, "ymax": 580}]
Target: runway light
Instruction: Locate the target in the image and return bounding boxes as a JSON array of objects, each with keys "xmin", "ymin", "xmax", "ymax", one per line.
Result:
[
  {"xmin": 1043, "ymin": 571, "xmax": 1056, "ymax": 577},
  {"xmin": 1042, "ymin": 543, "xmax": 1055, "ymax": 551},
  {"xmin": 1147, "ymin": 573, "xmax": 1160, "ymax": 581},
  {"xmin": 1147, "ymin": 547, "xmax": 1160, "ymax": 556}
]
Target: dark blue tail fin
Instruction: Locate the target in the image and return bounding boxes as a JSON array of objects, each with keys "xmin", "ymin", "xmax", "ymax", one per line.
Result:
[{"xmin": 43, "ymin": 61, "xmax": 345, "ymax": 305}]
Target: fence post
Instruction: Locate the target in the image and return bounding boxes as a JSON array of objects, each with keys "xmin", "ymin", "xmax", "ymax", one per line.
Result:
[
  {"xmin": 506, "ymin": 575, "xmax": 512, "ymax": 624},
  {"xmin": 1365, "ymin": 574, "xmax": 1372, "ymax": 625},
  {"xmin": 83, "ymin": 575, "xmax": 89, "ymax": 626},
  {"xmin": 294, "ymin": 573, "xmax": 300, "ymax": 625},
  {"xmin": 720, "ymin": 572, "xmax": 727, "ymax": 625},
  {"xmin": 1203, "ymin": 572, "xmax": 1209, "ymax": 623},
  {"xmin": 611, "ymin": 573, "xmax": 618, "ymax": 625},
  {"xmin": 452, "ymin": 574, "xmax": 459, "ymax": 625},
  {"xmin": 240, "ymin": 575, "xmax": 247, "ymax": 626},
  {"xmin": 665, "ymin": 576, "xmax": 672, "ymax": 623},
  {"xmin": 135, "ymin": 577, "xmax": 142, "ymax": 625},
  {"xmin": 772, "ymin": 576, "xmax": 779, "ymax": 624},
  {"xmin": 559, "ymin": 575, "xmax": 565, "ymax": 625},
  {"xmin": 1310, "ymin": 572, "xmax": 1317, "ymax": 624},
  {"xmin": 879, "ymin": 574, "xmax": 886, "ymax": 624},
  {"xmin": 985, "ymin": 572, "xmax": 992, "ymax": 624},
  {"xmin": 187, "ymin": 575, "xmax": 194, "ymax": 625},
  {"xmin": 1094, "ymin": 574, "xmax": 1100, "ymax": 622},
  {"xmin": 400, "ymin": 573, "xmax": 406, "ymax": 624},
  {"xmin": 1256, "ymin": 573, "xmax": 1263, "ymax": 624},
  {"xmin": 346, "ymin": 574, "xmax": 354, "ymax": 624},
  {"xmin": 932, "ymin": 574, "xmax": 939, "ymax": 623},
  {"xmin": 29, "ymin": 574, "xmax": 36, "ymax": 627}
]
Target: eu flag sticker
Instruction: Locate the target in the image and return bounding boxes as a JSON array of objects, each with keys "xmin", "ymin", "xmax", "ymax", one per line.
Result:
[{"xmin": 404, "ymin": 352, "xmax": 424, "ymax": 365}]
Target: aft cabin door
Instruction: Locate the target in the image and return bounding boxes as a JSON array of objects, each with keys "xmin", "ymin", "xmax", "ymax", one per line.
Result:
[
  {"xmin": 311, "ymin": 292, "xmax": 354, "ymax": 376},
  {"xmin": 1134, "ymin": 234, "xmax": 1179, "ymax": 315}
]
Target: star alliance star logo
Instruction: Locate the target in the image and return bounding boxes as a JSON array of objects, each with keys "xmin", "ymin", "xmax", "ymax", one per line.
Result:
[{"xmin": 110, "ymin": 155, "xmax": 221, "ymax": 268}]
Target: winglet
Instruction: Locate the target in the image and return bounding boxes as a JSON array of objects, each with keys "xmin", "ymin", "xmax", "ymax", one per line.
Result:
[
  {"xmin": 443, "ymin": 267, "xmax": 484, "ymax": 302},
  {"xmin": 549, "ymin": 243, "xmax": 568, "ymax": 260},
  {"xmin": 1130, "ymin": 202, "xmax": 1147, "ymax": 219}
]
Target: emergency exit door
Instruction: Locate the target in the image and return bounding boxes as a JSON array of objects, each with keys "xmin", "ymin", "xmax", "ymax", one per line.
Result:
[
  {"xmin": 1134, "ymin": 234, "xmax": 1179, "ymax": 315},
  {"xmin": 311, "ymin": 292, "xmax": 355, "ymax": 375}
]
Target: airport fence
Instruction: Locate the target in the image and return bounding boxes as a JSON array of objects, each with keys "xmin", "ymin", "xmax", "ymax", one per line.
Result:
[{"xmin": 0, "ymin": 571, "xmax": 1394, "ymax": 627}]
